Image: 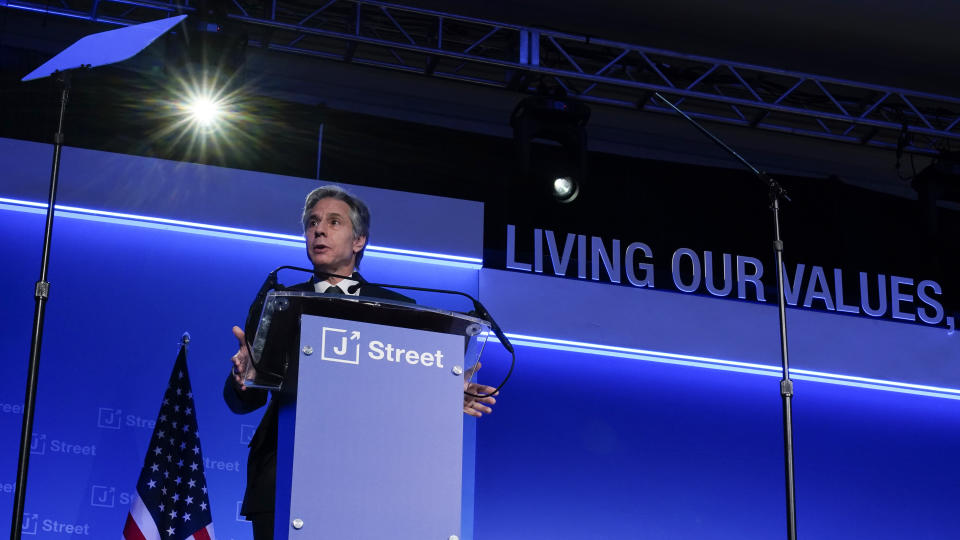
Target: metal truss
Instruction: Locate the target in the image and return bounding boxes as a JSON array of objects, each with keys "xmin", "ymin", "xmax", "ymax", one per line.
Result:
[{"xmin": 5, "ymin": 0, "xmax": 960, "ymax": 155}]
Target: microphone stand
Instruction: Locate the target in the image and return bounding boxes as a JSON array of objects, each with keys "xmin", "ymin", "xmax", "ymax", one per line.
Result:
[{"xmin": 652, "ymin": 92, "xmax": 797, "ymax": 540}]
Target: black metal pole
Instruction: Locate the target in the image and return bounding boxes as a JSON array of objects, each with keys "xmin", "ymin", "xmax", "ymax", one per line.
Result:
[
  {"xmin": 653, "ymin": 91, "xmax": 797, "ymax": 540},
  {"xmin": 771, "ymin": 195, "xmax": 798, "ymax": 540},
  {"xmin": 10, "ymin": 72, "xmax": 70, "ymax": 540}
]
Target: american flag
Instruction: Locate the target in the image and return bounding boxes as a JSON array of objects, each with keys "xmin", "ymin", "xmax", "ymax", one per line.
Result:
[{"xmin": 123, "ymin": 339, "xmax": 216, "ymax": 540}]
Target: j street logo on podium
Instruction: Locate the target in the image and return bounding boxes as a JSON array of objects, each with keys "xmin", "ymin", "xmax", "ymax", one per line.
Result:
[
  {"xmin": 30, "ymin": 432, "xmax": 97, "ymax": 457},
  {"xmin": 21, "ymin": 512, "xmax": 91, "ymax": 536},
  {"xmin": 97, "ymin": 407, "xmax": 156, "ymax": 430},
  {"xmin": 321, "ymin": 327, "xmax": 362, "ymax": 364},
  {"xmin": 318, "ymin": 326, "xmax": 447, "ymax": 369}
]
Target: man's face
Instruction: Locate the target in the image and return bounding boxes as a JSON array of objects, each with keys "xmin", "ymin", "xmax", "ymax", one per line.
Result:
[{"xmin": 303, "ymin": 197, "xmax": 366, "ymax": 276}]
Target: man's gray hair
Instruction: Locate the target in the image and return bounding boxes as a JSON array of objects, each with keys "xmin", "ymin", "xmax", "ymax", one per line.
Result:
[{"xmin": 302, "ymin": 185, "xmax": 371, "ymax": 267}]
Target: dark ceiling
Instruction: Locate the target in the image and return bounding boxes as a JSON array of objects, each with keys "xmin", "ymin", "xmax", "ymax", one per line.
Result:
[
  {"xmin": 404, "ymin": 0, "xmax": 960, "ymax": 96},
  {"xmin": 0, "ymin": 1, "xmax": 958, "ymax": 313}
]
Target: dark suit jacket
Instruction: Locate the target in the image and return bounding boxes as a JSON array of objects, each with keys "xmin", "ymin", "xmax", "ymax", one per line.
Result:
[{"xmin": 223, "ymin": 272, "xmax": 413, "ymax": 517}]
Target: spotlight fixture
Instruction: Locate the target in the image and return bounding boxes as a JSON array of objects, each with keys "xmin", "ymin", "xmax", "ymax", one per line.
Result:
[
  {"xmin": 511, "ymin": 82, "xmax": 590, "ymax": 203},
  {"xmin": 552, "ymin": 176, "xmax": 580, "ymax": 203}
]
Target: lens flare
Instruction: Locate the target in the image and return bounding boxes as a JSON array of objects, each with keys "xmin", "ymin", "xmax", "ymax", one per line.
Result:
[
  {"xmin": 185, "ymin": 95, "xmax": 223, "ymax": 127},
  {"xmin": 136, "ymin": 64, "xmax": 263, "ymax": 166}
]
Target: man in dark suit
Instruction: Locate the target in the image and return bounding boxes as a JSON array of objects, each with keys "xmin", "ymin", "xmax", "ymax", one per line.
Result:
[{"xmin": 223, "ymin": 185, "xmax": 498, "ymax": 540}]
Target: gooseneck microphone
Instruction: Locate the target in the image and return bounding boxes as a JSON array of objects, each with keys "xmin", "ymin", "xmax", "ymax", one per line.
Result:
[
  {"xmin": 251, "ymin": 266, "xmax": 515, "ymax": 398},
  {"xmin": 243, "ymin": 267, "xmax": 289, "ymax": 340},
  {"xmin": 342, "ymin": 278, "xmax": 513, "ymax": 355}
]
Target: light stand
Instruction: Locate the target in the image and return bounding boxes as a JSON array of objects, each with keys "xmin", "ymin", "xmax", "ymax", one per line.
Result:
[
  {"xmin": 11, "ymin": 15, "xmax": 187, "ymax": 540},
  {"xmin": 653, "ymin": 92, "xmax": 798, "ymax": 540},
  {"xmin": 10, "ymin": 71, "xmax": 70, "ymax": 540}
]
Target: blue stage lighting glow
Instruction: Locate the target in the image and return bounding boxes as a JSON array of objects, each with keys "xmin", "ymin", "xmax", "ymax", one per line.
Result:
[
  {"xmin": 4, "ymin": 197, "xmax": 952, "ymax": 399},
  {"xmin": 505, "ymin": 333, "xmax": 960, "ymax": 401},
  {"xmin": 366, "ymin": 245, "xmax": 483, "ymax": 264},
  {"xmin": 0, "ymin": 197, "xmax": 483, "ymax": 268}
]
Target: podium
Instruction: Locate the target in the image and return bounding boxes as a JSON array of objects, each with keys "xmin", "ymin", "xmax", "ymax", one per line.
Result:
[{"xmin": 246, "ymin": 291, "xmax": 489, "ymax": 540}]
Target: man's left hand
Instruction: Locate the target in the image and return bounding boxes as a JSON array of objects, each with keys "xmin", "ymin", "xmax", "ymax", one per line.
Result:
[{"xmin": 463, "ymin": 362, "xmax": 498, "ymax": 418}]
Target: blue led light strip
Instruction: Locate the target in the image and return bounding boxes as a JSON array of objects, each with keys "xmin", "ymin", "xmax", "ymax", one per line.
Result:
[
  {"xmin": 5, "ymin": 196, "xmax": 952, "ymax": 399},
  {"xmin": 506, "ymin": 333, "xmax": 960, "ymax": 401},
  {"xmin": 0, "ymin": 197, "xmax": 483, "ymax": 269}
]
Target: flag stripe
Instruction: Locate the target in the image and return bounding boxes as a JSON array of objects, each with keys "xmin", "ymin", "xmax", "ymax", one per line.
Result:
[
  {"xmin": 122, "ymin": 513, "xmax": 147, "ymax": 540},
  {"xmin": 127, "ymin": 494, "xmax": 161, "ymax": 540},
  {"xmin": 190, "ymin": 524, "xmax": 213, "ymax": 540}
]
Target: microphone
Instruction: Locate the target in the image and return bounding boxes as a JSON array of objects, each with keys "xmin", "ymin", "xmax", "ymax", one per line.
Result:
[
  {"xmin": 243, "ymin": 265, "xmax": 351, "ymax": 339},
  {"xmin": 342, "ymin": 278, "xmax": 513, "ymax": 355},
  {"xmin": 248, "ymin": 266, "xmax": 516, "ymax": 397},
  {"xmin": 345, "ymin": 277, "xmax": 515, "ymax": 398},
  {"xmin": 243, "ymin": 268, "xmax": 288, "ymax": 340}
]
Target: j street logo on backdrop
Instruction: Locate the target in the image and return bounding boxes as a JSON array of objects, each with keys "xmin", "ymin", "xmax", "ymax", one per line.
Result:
[
  {"xmin": 90, "ymin": 485, "xmax": 115, "ymax": 507},
  {"xmin": 240, "ymin": 424, "xmax": 256, "ymax": 445},
  {"xmin": 204, "ymin": 456, "xmax": 242, "ymax": 473},
  {"xmin": 133, "ymin": 447, "xmax": 241, "ymax": 474},
  {"xmin": 29, "ymin": 433, "xmax": 45, "ymax": 455},
  {"xmin": 90, "ymin": 485, "xmax": 135, "ymax": 508},
  {"xmin": 21, "ymin": 512, "xmax": 90, "ymax": 536},
  {"xmin": 506, "ymin": 224, "xmax": 955, "ymax": 330},
  {"xmin": 0, "ymin": 402, "xmax": 24, "ymax": 415},
  {"xmin": 30, "ymin": 432, "xmax": 97, "ymax": 457},
  {"xmin": 97, "ymin": 407, "xmax": 156, "ymax": 430},
  {"xmin": 319, "ymin": 327, "xmax": 448, "ymax": 368},
  {"xmin": 20, "ymin": 513, "xmax": 37, "ymax": 535}
]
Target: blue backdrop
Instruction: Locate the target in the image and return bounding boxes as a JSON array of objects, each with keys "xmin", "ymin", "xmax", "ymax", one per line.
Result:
[
  {"xmin": 474, "ymin": 344, "xmax": 960, "ymax": 539},
  {"xmin": 1, "ymin": 140, "xmax": 959, "ymax": 539}
]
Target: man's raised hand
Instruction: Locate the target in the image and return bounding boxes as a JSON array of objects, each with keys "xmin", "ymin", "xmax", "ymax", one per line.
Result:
[{"xmin": 230, "ymin": 326, "xmax": 256, "ymax": 389}]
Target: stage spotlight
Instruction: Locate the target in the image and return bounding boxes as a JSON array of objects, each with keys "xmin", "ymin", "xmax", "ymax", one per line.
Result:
[
  {"xmin": 552, "ymin": 176, "xmax": 580, "ymax": 203},
  {"xmin": 511, "ymin": 82, "xmax": 590, "ymax": 204},
  {"xmin": 185, "ymin": 94, "xmax": 224, "ymax": 128},
  {"xmin": 143, "ymin": 70, "xmax": 256, "ymax": 167}
]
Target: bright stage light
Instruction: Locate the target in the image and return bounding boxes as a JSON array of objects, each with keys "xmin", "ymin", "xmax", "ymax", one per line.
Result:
[
  {"xmin": 185, "ymin": 95, "xmax": 223, "ymax": 127},
  {"xmin": 146, "ymin": 69, "xmax": 252, "ymax": 164},
  {"xmin": 142, "ymin": 68, "xmax": 271, "ymax": 166},
  {"xmin": 180, "ymin": 91, "xmax": 229, "ymax": 130},
  {"xmin": 552, "ymin": 176, "xmax": 579, "ymax": 203}
]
